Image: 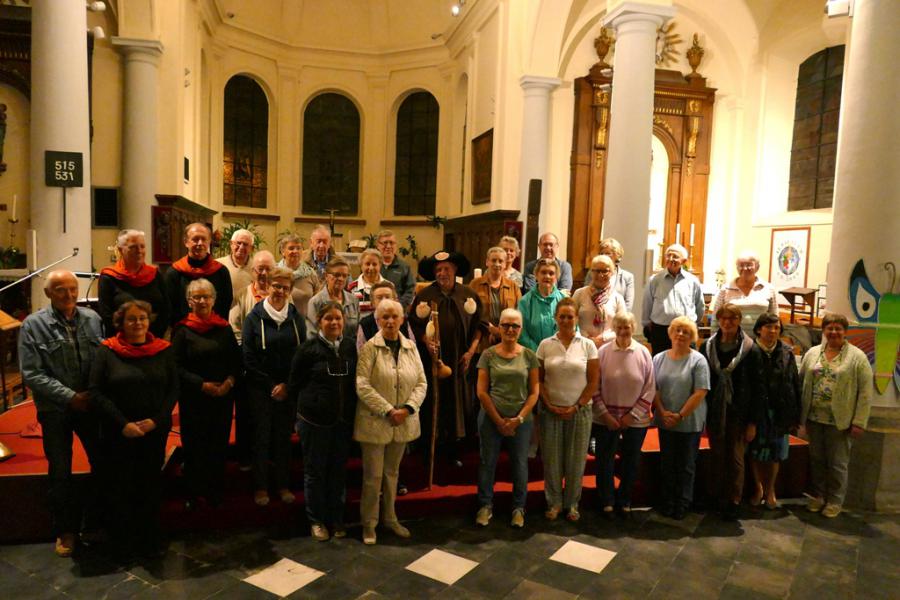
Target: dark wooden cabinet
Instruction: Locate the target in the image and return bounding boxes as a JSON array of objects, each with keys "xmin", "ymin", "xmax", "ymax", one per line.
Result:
[
  {"xmin": 151, "ymin": 195, "xmax": 217, "ymax": 265},
  {"xmin": 443, "ymin": 210, "xmax": 521, "ymax": 282}
]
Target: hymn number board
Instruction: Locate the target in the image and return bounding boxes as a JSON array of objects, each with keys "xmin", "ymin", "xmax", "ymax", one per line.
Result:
[{"xmin": 45, "ymin": 151, "xmax": 84, "ymax": 187}]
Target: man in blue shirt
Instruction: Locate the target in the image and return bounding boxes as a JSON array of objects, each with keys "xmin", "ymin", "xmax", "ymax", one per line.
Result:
[
  {"xmin": 19, "ymin": 270, "xmax": 105, "ymax": 557},
  {"xmin": 641, "ymin": 244, "xmax": 705, "ymax": 354},
  {"xmin": 522, "ymin": 232, "xmax": 573, "ymax": 294}
]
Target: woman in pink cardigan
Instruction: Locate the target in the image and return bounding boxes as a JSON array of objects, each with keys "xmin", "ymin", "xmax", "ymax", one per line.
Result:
[{"xmin": 592, "ymin": 311, "xmax": 656, "ymax": 517}]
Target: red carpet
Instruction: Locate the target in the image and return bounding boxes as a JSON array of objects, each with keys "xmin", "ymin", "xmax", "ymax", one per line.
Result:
[{"xmin": 0, "ymin": 401, "xmax": 808, "ymax": 542}]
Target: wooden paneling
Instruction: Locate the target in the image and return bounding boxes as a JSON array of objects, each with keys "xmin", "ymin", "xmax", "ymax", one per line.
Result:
[{"xmin": 443, "ymin": 210, "xmax": 520, "ymax": 282}]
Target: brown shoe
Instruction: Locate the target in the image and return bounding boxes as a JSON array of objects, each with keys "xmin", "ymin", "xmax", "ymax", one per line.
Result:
[{"xmin": 55, "ymin": 533, "xmax": 76, "ymax": 558}]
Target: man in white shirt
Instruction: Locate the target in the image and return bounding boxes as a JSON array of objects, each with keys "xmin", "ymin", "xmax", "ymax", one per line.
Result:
[{"xmin": 641, "ymin": 244, "xmax": 705, "ymax": 354}]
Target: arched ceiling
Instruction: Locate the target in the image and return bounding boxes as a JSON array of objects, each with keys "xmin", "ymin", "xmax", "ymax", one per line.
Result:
[{"xmin": 211, "ymin": 0, "xmax": 464, "ymax": 53}]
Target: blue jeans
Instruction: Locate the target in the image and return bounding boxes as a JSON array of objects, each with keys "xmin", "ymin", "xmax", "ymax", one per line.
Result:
[
  {"xmin": 297, "ymin": 418, "xmax": 352, "ymax": 527},
  {"xmin": 658, "ymin": 429, "xmax": 702, "ymax": 511},
  {"xmin": 477, "ymin": 409, "xmax": 532, "ymax": 510},
  {"xmin": 594, "ymin": 424, "xmax": 648, "ymax": 508}
]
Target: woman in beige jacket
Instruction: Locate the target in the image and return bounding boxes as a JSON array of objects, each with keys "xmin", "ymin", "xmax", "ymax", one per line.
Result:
[{"xmin": 355, "ymin": 299, "xmax": 427, "ymax": 545}]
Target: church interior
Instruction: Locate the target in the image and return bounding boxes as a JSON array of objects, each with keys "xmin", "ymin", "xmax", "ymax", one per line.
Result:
[{"xmin": 0, "ymin": 0, "xmax": 898, "ymax": 598}]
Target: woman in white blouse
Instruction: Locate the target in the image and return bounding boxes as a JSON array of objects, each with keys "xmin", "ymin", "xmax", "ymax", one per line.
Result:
[
  {"xmin": 711, "ymin": 251, "xmax": 778, "ymax": 336},
  {"xmin": 537, "ymin": 298, "xmax": 599, "ymax": 521},
  {"xmin": 571, "ymin": 254, "xmax": 627, "ymax": 347}
]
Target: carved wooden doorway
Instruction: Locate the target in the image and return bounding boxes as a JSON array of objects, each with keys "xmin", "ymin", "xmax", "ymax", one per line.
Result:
[{"xmin": 568, "ymin": 41, "xmax": 716, "ymax": 285}]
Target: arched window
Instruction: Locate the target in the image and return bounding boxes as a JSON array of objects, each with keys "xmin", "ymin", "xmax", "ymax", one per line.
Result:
[
  {"xmin": 788, "ymin": 45, "xmax": 844, "ymax": 211},
  {"xmin": 223, "ymin": 75, "xmax": 268, "ymax": 208},
  {"xmin": 302, "ymin": 93, "xmax": 360, "ymax": 215},
  {"xmin": 393, "ymin": 91, "xmax": 440, "ymax": 215}
]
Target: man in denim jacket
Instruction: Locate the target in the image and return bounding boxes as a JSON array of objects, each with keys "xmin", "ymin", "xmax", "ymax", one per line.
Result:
[{"xmin": 19, "ymin": 270, "xmax": 104, "ymax": 557}]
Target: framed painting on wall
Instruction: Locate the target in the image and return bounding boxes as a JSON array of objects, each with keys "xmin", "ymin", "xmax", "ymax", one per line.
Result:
[
  {"xmin": 471, "ymin": 128, "xmax": 493, "ymax": 205},
  {"xmin": 769, "ymin": 226, "xmax": 811, "ymax": 303}
]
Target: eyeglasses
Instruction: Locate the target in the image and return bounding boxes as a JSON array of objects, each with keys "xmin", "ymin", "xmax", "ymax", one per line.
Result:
[
  {"xmin": 327, "ymin": 272, "xmax": 349, "ymax": 279},
  {"xmin": 327, "ymin": 358, "xmax": 349, "ymax": 377},
  {"xmin": 125, "ymin": 315, "xmax": 150, "ymax": 324},
  {"xmin": 270, "ymin": 283, "xmax": 290, "ymax": 292},
  {"xmin": 190, "ymin": 295, "xmax": 213, "ymax": 302},
  {"xmin": 499, "ymin": 323, "xmax": 521, "ymax": 330},
  {"xmin": 591, "ymin": 269, "xmax": 612, "ymax": 274}
]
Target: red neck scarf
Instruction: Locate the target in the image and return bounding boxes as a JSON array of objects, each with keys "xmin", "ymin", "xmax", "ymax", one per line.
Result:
[
  {"xmin": 102, "ymin": 332, "xmax": 170, "ymax": 358},
  {"xmin": 171, "ymin": 255, "xmax": 223, "ymax": 277},
  {"xmin": 100, "ymin": 260, "xmax": 158, "ymax": 287},
  {"xmin": 178, "ymin": 312, "xmax": 230, "ymax": 334}
]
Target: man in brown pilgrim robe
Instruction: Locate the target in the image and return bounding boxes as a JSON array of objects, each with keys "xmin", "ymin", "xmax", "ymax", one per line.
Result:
[{"xmin": 408, "ymin": 251, "xmax": 486, "ymax": 469}]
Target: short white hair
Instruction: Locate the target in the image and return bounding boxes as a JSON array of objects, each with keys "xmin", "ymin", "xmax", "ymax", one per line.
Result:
[
  {"xmin": 375, "ymin": 299, "xmax": 403, "ymax": 319},
  {"xmin": 499, "ymin": 308, "xmax": 523, "ymax": 324},
  {"xmin": 185, "ymin": 278, "xmax": 217, "ymax": 301},
  {"xmin": 665, "ymin": 244, "xmax": 688, "ymax": 259},
  {"xmin": 252, "ymin": 250, "xmax": 275, "ymax": 268},
  {"xmin": 116, "ymin": 229, "xmax": 145, "ymax": 248},
  {"xmin": 231, "ymin": 228, "xmax": 254, "ymax": 242},
  {"xmin": 735, "ymin": 250, "xmax": 760, "ymax": 267}
]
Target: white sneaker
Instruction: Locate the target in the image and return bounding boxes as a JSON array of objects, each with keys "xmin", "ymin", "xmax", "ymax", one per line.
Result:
[
  {"xmin": 362, "ymin": 526, "xmax": 377, "ymax": 545},
  {"xmin": 475, "ymin": 506, "xmax": 492, "ymax": 527},
  {"xmin": 511, "ymin": 508, "xmax": 525, "ymax": 528},
  {"xmin": 821, "ymin": 503, "xmax": 842, "ymax": 518}
]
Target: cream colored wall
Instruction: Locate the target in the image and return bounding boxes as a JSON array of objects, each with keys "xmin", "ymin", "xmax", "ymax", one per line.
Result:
[{"xmin": 0, "ymin": 85, "xmax": 30, "ymax": 251}]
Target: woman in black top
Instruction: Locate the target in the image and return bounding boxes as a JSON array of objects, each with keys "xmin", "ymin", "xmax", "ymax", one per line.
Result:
[
  {"xmin": 98, "ymin": 229, "xmax": 169, "ymax": 337},
  {"xmin": 747, "ymin": 313, "xmax": 801, "ymax": 509},
  {"xmin": 242, "ymin": 266, "xmax": 306, "ymax": 507},
  {"xmin": 699, "ymin": 303, "xmax": 756, "ymax": 521},
  {"xmin": 172, "ymin": 278, "xmax": 242, "ymax": 508},
  {"xmin": 89, "ymin": 300, "xmax": 178, "ymax": 558},
  {"xmin": 289, "ymin": 301, "xmax": 357, "ymax": 541}
]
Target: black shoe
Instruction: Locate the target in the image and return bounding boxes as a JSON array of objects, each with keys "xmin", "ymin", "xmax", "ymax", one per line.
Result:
[
  {"xmin": 721, "ymin": 503, "xmax": 740, "ymax": 522},
  {"xmin": 672, "ymin": 507, "xmax": 687, "ymax": 520}
]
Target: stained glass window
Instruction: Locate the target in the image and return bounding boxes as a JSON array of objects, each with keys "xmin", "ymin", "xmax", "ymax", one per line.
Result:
[
  {"xmin": 394, "ymin": 92, "xmax": 440, "ymax": 216},
  {"xmin": 302, "ymin": 93, "xmax": 360, "ymax": 215},
  {"xmin": 223, "ymin": 76, "xmax": 268, "ymax": 208}
]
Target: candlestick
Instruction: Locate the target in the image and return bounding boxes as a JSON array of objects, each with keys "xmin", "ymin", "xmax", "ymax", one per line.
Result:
[{"xmin": 690, "ymin": 223, "xmax": 695, "ymax": 245}]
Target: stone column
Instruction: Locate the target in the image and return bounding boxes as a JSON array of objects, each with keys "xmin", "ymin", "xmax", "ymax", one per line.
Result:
[
  {"xmin": 601, "ymin": 2, "xmax": 675, "ymax": 319},
  {"xmin": 825, "ymin": 0, "xmax": 900, "ymax": 511},
  {"xmin": 29, "ymin": 0, "xmax": 93, "ymax": 308},
  {"xmin": 112, "ymin": 37, "xmax": 163, "ymax": 255},
  {"xmin": 517, "ymin": 75, "xmax": 561, "ymax": 254}
]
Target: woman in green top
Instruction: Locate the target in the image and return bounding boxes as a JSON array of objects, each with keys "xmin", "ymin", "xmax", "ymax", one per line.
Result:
[
  {"xmin": 518, "ymin": 258, "xmax": 567, "ymax": 351},
  {"xmin": 475, "ymin": 308, "xmax": 540, "ymax": 528},
  {"xmin": 799, "ymin": 313, "xmax": 872, "ymax": 519}
]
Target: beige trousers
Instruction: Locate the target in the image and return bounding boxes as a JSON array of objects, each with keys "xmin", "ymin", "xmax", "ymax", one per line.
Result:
[{"xmin": 360, "ymin": 441, "xmax": 406, "ymax": 528}]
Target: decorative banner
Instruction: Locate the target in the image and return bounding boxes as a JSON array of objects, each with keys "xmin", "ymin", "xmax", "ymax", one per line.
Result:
[
  {"xmin": 847, "ymin": 259, "xmax": 900, "ymax": 394},
  {"xmin": 769, "ymin": 227, "xmax": 810, "ymax": 304}
]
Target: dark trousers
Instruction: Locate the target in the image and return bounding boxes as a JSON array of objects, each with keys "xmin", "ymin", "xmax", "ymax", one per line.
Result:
[
  {"xmin": 297, "ymin": 418, "xmax": 352, "ymax": 527},
  {"xmin": 706, "ymin": 414, "xmax": 747, "ymax": 507},
  {"xmin": 233, "ymin": 379, "xmax": 251, "ymax": 464},
  {"xmin": 180, "ymin": 392, "xmax": 234, "ymax": 501},
  {"xmin": 37, "ymin": 409, "xmax": 103, "ymax": 537},
  {"xmin": 648, "ymin": 322, "xmax": 673, "ymax": 355},
  {"xmin": 105, "ymin": 429, "xmax": 167, "ymax": 554},
  {"xmin": 658, "ymin": 428, "xmax": 702, "ymax": 511},
  {"xmin": 594, "ymin": 424, "xmax": 648, "ymax": 508},
  {"xmin": 248, "ymin": 386, "xmax": 295, "ymax": 491}
]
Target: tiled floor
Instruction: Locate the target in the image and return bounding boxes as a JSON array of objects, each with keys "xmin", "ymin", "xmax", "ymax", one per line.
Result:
[{"xmin": 0, "ymin": 500, "xmax": 897, "ymax": 599}]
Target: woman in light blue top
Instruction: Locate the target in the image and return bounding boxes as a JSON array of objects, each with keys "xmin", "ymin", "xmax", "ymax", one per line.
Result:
[
  {"xmin": 518, "ymin": 258, "xmax": 566, "ymax": 351},
  {"xmin": 652, "ymin": 316, "xmax": 710, "ymax": 520}
]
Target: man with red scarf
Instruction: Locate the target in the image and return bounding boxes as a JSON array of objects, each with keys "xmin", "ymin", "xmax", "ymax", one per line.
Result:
[{"xmin": 164, "ymin": 222, "xmax": 233, "ymax": 327}]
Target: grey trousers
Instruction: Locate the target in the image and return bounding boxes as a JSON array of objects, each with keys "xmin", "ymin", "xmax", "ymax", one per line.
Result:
[
  {"xmin": 540, "ymin": 405, "xmax": 592, "ymax": 510},
  {"xmin": 806, "ymin": 421, "xmax": 853, "ymax": 506},
  {"xmin": 360, "ymin": 441, "xmax": 406, "ymax": 528}
]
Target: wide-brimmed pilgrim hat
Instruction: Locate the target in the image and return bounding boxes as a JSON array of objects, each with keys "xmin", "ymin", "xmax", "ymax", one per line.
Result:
[{"xmin": 418, "ymin": 250, "xmax": 471, "ymax": 281}]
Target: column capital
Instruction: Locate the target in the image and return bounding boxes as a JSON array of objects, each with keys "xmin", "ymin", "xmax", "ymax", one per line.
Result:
[
  {"xmin": 111, "ymin": 36, "xmax": 164, "ymax": 59},
  {"xmin": 520, "ymin": 75, "xmax": 562, "ymax": 93},
  {"xmin": 602, "ymin": 2, "xmax": 675, "ymax": 29}
]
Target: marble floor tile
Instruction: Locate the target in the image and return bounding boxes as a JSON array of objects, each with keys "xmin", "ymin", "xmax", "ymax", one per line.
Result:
[
  {"xmin": 548, "ymin": 540, "xmax": 616, "ymax": 574},
  {"xmin": 405, "ymin": 548, "xmax": 479, "ymax": 585},
  {"xmin": 243, "ymin": 558, "xmax": 324, "ymax": 597}
]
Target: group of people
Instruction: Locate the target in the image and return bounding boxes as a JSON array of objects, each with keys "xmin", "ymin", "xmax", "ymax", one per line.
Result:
[{"xmin": 18, "ymin": 223, "xmax": 872, "ymax": 560}]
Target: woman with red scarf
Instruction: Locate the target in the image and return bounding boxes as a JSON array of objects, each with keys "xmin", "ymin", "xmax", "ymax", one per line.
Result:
[
  {"xmin": 172, "ymin": 279, "xmax": 242, "ymax": 509},
  {"xmin": 98, "ymin": 229, "xmax": 169, "ymax": 338},
  {"xmin": 571, "ymin": 254, "xmax": 627, "ymax": 348},
  {"xmin": 164, "ymin": 222, "xmax": 233, "ymax": 327},
  {"xmin": 89, "ymin": 300, "xmax": 178, "ymax": 559}
]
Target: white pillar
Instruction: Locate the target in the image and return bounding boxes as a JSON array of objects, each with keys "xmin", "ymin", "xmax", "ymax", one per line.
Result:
[
  {"xmin": 517, "ymin": 75, "xmax": 561, "ymax": 254},
  {"xmin": 827, "ymin": 0, "xmax": 900, "ymax": 409},
  {"xmin": 112, "ymin": 37, "xmax": 163, "ymax": 256},
  {"xmin": 602, "ymin": 2, "xmax": 675, "ymax": 319},
  {"xmin": 30, "ymin": 0, "xmax": 93, "ymax": 308}
]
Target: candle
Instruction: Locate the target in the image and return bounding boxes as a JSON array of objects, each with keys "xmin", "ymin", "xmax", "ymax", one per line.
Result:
[
  {"xmin": 675, "ymin": 223, "xmax": 681, "ymax": 243},
  {"xmin": 690, "ymin": 224, "xmax": 695, "ymax": 245},
  {"xmin": 600, "ymin": 219, "xmax": 605, "ymax": 241},
  {"xmin": 11, "ymin": 194, "xmax": 16, "ymax": 222},
  {"xmin": 473, "ymin": 268, "xmax": 483, "ymax": 279}
]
